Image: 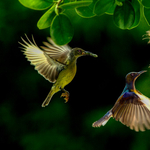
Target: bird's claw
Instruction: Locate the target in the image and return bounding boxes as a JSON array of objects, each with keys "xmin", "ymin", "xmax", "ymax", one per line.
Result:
[{"xmin": 61, "ymin": 92, "xmax": 69, "ymax": 103}]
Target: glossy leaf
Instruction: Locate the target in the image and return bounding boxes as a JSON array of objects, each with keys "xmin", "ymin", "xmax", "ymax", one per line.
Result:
[
  {"xmin": 94, "ymin": 0, "xmax": 114, "ymax": 15},
  {"xmin": 113, "ymin": 1, "xmax": 135, "ymax": 29},
  {"xmin": 37, "ymin": 4, "xmax": 56, "ymax": 29},
  {"xmin": 63, "ymin": 0, "xmax": 72, "ymax": 3},
  {"xmin": 59, "ymin": 1, "xmax": 92, "ymax": 10},
  {"xmin": 143, "ymin": 7, "xmax": 150, "ymax": 26},
  {"xmin": 75, "ymin": 0, "xmax": 96, "ymax": 18},
  {"xmin": 105, "ymin": 2, "xmax": 117, "ymax": 15},
  {"xmin": 116, "ymin": 0, "xmax": 125, "ymax": 3},
  {"xmin": 75, "ymin": 6, "xmax": 95, "ymax": 18},
  {"xmin": 142, "ymin": 0, "xmax": 150, "ymax": 8},
  {"xmin": 50, "ymin": 14, "xmax": 74, "ymax": 45},
  {"xmin": 19, "ymin": 0, "xmax": 53, "ymax": 10},
  {"xmin": 128, "ymin": 0, "xmax": 140, "ymax": 29}
]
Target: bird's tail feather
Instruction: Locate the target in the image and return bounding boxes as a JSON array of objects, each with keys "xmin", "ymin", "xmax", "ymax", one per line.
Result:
[
  {"xmin": 92, "ymin": 110, "xmax": 112, "ymax": 127},
  {"xmin": 42, "ymin": 90, "xmax": 54, "ymax": 107}
]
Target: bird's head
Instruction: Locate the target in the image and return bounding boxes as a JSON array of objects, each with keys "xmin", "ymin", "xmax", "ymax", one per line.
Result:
[
  {"xmin": 125, "ymin": 70, "xmax": 147, "ymax": 84},
  {"xmin": 72, "ymin": 48, "xmax": 98, "ymax": 58}
]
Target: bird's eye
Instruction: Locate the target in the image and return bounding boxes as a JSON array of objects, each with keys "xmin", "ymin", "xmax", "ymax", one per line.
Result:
[
  {"xmin": 77, "ymin": 50, "xmax": 82, "ymax": 53},
  {"xmin": 131, "ymin": 73, "xmax": 135, "ymax": 77}
]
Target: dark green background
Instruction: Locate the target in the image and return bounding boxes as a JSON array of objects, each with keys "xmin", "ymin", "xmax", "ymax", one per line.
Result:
[{"xmin": 1, "ymin": 0, "xmax": 150, "ymax": 149}]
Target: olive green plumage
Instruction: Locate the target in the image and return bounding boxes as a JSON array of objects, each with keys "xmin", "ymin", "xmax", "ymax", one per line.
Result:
[{"xmin": 19, "ymin": 35, "xmax": 98, "ymax": 107}]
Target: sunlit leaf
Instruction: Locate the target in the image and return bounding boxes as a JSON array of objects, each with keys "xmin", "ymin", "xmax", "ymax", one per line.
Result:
[
  {"xmin": 128, "ymin": 0, "xmax": 140, "ymax": 29},
  {"xmin": 142, "ymin": 0, "xmax": 150, "ymax": 8},
  {"xmin": 63, "ymin": 0, "xmax": 72, "ymax": 3},
  {"xmin": 37, "ymin": 4, "xmax": 56, "ymax": 29},
  {"xmin": 75, "ymin": 6, "xmax": 95, "ymax": 18},
  {"xmin": 113, "ymin": 1, "xmax": 135, "ymax": 29},
  {"xmin": 75, "ymin": 0, "xmax": 96, "ymax": 18},
  {"xmin": 50, "ymin": 14, "xmax": 74, "ymax": 45},
  {"xmin": 143, "ymin": 7, "xmax": 150, "ymax": 26},
  {"xmin": 59, "ymin": 1, "xmax": 92, "ymax": 10},
  {"xmin": 19, "ymin": 0, "xmax": 53, "ymax": 10},
  {"xmin": 94, "ymin": 0, "xmax": 114, "ymax": 15},
  {"xmin": 105, "ymin": 2, "xmax": 117, "ymax": 15}
]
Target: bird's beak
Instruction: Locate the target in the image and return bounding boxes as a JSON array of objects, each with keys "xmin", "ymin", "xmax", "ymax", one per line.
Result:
[
  {"xmin": 83, "ymin": 51, "xmax": 98, "ymax": 58},
  {"xmin": 137, "ymin": 70, "xmax": 147, "ymax": 77}
]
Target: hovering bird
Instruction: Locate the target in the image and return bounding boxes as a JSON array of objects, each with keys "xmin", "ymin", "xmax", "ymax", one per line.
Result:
[
  {"xmin": 142, "ymin": 30, "xmax": 150, "ymax": 44},
  {"xmin": 93, "ymin": 71, "xmax": 150, "ymax": 132},
  {"xmin": 19, "ymin": 35, "xmax": 98, "ymax": 107}
]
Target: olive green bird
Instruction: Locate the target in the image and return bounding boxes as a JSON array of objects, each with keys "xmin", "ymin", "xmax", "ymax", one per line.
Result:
[
  {"xmin": 19, "ymin": 35, "xmax": 98, "ymax": 107},
  {"xmin": 93, "ymin": 71, "xmax": 150, "ymax": 132}
]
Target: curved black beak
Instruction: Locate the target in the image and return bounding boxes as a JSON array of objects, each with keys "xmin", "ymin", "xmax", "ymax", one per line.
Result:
[
  {"xmin": 137, "ymin": 70, "xmax": 147, "ymax": 77},
  {"xmin": 83, "ymin": 51, "xmax": 98, "ymax": 58}
]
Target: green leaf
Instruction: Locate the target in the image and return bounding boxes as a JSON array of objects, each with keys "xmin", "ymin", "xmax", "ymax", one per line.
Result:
[
  {"xmin": 94, "ymin": 0, "xmax": 114, "ymax": 15},
  {"xmin": 115, "ymin": 0, "xmax": 123, "ymax": 7},
  {"xmin": 59, "ymin": 1, "xmax": 92, "ymax": 10},
  {"xmin": 113, "ymin": 1, "xmax": 135, "ymax": 29},
  {"xmin": 142, "ymin": 0, "xmax": 150, "ymax": 8},
  {"xmin": 75, "ymin": 6, "xmax": 95, "ymax": 18},
  {"xmin": 143, "ymin": 7, "xmax": 150, "ymax": 26},
  {"xmin": 19, "ymin": 0, "xmax": 53, "ymax": 10},
  {"xmin": 127, "ymin": 0, "xmax": 140, "ymax": 29},
  {"xmin": 75, "ymin": 0, "xmax": 97, "ymax": 18},
  {"xmin": 105, "ymin": 2, "xmax": 117, "ymax": 15},
  {"xmin": 116, "ymin": 0, "xmax": 125, "ymax": 1},
  {"xmin": 63, "ymin": 0, "xmax": 72, "ymax": 3},
  {"xmin": 50, "ymin": 14, "xmax": 74, "ymax": 45},
  {"xmin": 115, "ymin": 0, "xmax": 125, "ymax": 3},
  {"xmin": 37, "ymin": 4, "xmax": 56, "ymax": 29}
]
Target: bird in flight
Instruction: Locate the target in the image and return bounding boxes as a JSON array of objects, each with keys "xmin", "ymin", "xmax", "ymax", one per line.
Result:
[
  {"xmin": 92, "ymin": 71, "xmax": 150, "ymax": 132},
  {"xmin": 19, "ymin": 35, "xmax": 98, "ymax": 107}
]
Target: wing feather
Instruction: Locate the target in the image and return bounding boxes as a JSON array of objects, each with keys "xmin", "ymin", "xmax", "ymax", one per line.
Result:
[
  {"xmin": 126, "ymin": 103, "xmax": 132, "ymax": 127},
  {"xmin": 138, "ymin": 105, "xmax": 145, "ymax": 131},
  {"xmin": 116, "ymin": 101, "xmax": 128, "ymax": 121},
  {"xmin": 133, "ymin": 105, "xmax": 139, "ymax": 131},
  {"xmin": 19, "ymin": 35, "xmax": 64, "ymax": 83},
  {"xmin": 114, "ymin": 104, "xmax": 124, "ymax": 121},
  {"xmin": 112, "ymin": 92, "xmax": 150, "ymax": 131},
  {"xmin": 120, "ymin": 102, "xmax": 130, "ymax": 124},
  {"xmin": 40, "ymin": 37, "xmax": 71, "ymax": 64},
  {"xmin": 113, "ymin": 103, "xmax": 122, "ymax": 120},
  {"xmin": 142, "ymin": 106, "xmax": 150, "ymax": 129}
]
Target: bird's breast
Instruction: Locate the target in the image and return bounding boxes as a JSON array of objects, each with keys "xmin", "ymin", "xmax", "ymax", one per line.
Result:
[{"xmin": 57, "ymin": 61, "xmax": 77, "ymax": 88}]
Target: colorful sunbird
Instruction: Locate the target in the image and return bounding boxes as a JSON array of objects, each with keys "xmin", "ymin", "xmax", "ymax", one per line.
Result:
[{"xmin": 93, "ymin": 71, "xmax": 150, "ymax": 132}]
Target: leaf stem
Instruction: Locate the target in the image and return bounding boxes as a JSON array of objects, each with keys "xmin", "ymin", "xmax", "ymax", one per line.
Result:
[
  {"xmin": 55, "ymin": 0, "xmax": 63, "ymax": 15},
  {"xmin": 115, "ymin": 0, "xmax": 123, "ymax": 6}
]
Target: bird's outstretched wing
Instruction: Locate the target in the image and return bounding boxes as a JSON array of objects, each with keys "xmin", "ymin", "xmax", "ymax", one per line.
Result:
[
  {"xmin": 19, "ymin": 35, "xmax": 65, "ymax": 83},
  {"xmin": 40, "ymin": 37, "xmax": 71, "ymax": 65},
  {"xmin": 112, "ymin": 92, "xmax": 150, "ymax": 132}
]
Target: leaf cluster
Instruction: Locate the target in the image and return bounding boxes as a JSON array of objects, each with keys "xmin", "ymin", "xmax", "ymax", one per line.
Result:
[{"xmin": 19, "ymin": 0, "xmax": 150, "ymax": 45}]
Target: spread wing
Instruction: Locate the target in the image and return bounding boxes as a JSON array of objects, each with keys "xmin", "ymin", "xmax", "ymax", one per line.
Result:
[
  {"xmin": 112, "ymin": 92, "xmax": 150, "ymax": 132},
  {"xmin": 19, "ymin": 35, "xmax": 66, "ymax": 83},
  {"xmin": 40, "ymin": 37, "xmax": 71, "ymax": 65}
]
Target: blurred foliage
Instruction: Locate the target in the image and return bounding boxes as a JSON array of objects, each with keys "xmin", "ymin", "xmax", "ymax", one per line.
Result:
[
  {"xmin": 18, "ymin": 0, "xmax": 150, "ymax": 45},
  {"xmin": 1, "ymin": 0, "xmax": 150, "ymax": 150}
]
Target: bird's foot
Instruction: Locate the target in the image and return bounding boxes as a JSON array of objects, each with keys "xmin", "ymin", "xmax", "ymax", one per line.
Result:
[{"xmin": 61, "ymin": 91, "xmax": 69, "ymax": 103}]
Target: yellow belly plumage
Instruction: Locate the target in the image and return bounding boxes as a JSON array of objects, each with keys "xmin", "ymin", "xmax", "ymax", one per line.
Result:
[{"xmin": 54, "ymin": 60, "xmax": 77, "ymax": 89}]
